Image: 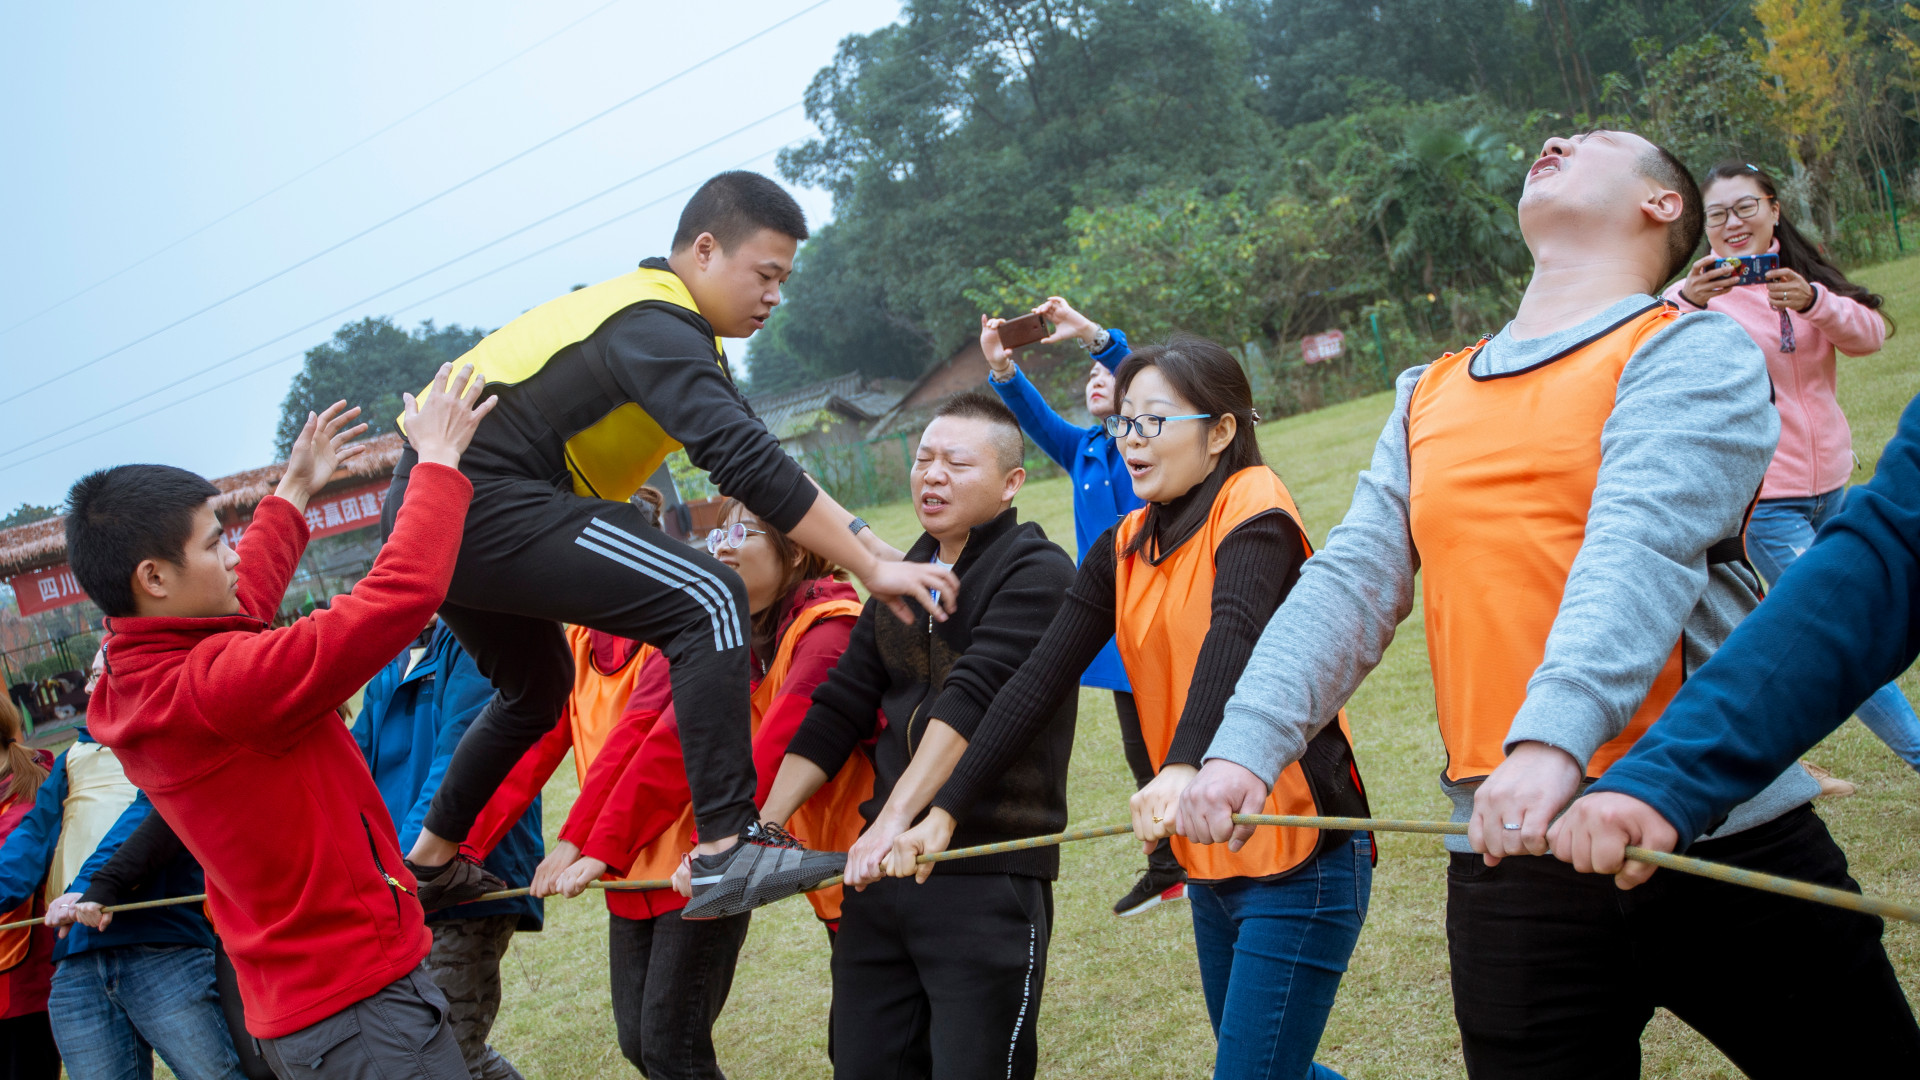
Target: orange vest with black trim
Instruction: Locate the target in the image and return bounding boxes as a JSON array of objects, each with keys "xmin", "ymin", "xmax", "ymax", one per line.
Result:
[
  {"xmin": 564, "ymin": 626, "xmax": 656, "ymax": 782},
  {"xmin": 1114, "ymin": 466, "xmax": 1363, "ymax": 882},
  {"xmin": 625, "ymin": 597, "xmax": 870, "ymax": 922},
  {"xmin": 1407, "ymin": 301, "xmax": 1684, "ymax": 783}
]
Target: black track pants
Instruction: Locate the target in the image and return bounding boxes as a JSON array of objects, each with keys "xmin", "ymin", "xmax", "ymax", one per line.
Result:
[
  {"xmin": 1447, "ymin": 803, "xmax": 1920, "ymax": 1078},
  {"xmin": 385, "ymin": 450, "xmax": 757, "ymax": 845},
  {"xmin": 831, "ymin": 873, "xmax": 1052, "ymax": 1080}
]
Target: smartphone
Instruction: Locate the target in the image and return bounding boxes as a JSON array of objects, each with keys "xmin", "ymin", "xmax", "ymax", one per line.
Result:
[
  {"xmin": 996, "ymin": 312, "xmax": 1047, "ymax": 350},
  {"xmin": 1719, "ymin": 252, "xmax": 1779, "ymax": 286}
]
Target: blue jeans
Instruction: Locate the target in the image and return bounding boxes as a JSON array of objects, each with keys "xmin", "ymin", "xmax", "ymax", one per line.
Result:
[
  {"xmin": 1188, "ymin": 835, "xmax": 1372, "ymax": 1080},
  {"xmin": 48, "ymin": 945, "xmax": 243, "ymax": 1080},
  {"xmin": 1748, "ymin": 487, "xmax": 1920, "ymax": 771}
]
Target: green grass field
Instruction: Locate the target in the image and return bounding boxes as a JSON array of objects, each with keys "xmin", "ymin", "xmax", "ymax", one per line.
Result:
[{"xmin": 487, "ymin": 259, "xmax": 1920, "ymax": 1078}]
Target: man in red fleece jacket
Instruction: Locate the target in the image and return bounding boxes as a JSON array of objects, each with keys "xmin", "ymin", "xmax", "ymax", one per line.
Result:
[{"xmin": 74, "ymin": 366, "xmax": 494, "ymax": 1080}]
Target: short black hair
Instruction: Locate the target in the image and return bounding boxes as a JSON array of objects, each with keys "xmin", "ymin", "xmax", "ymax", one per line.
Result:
[
  {"xmin": 671, "ymin": 171, "xmax": 809, "ymax": 252},
  {"xmin": 930, "ymin": 392, "xmax": 1025, "ymax": 473},
  {"xmin": 1636, "ymin": 141, "xmax": 1704, "ymax": 287},
  {"xmin": 65, "ymin": 464, "xmax": 219, "ymax": 617}
]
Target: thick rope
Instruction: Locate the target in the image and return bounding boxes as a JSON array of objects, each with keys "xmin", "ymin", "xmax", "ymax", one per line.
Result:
[{"xmin": 7, "ymin": 814, "xmax": 1916, "ymax": 932}]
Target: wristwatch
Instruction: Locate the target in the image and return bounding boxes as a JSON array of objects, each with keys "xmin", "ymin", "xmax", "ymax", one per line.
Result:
[
  {"xmin": 1078, "ymin": 328, "xmax": 1111, "ymax": 354},
  {"xmin": 848, "ymin": 517, "xmax": 871, "ymax": 536}
]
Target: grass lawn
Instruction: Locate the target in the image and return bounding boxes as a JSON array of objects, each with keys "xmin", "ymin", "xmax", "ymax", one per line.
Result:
[{"xmin": 488, "ymin": 258, "xmax": 1920, "ymax": 1078}]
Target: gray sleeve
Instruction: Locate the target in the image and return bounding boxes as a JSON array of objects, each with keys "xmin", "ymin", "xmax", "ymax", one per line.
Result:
[
  {"xmin": 1204, "ymin": 364, "xmax": 1428, "ymax": 785},
  {"xmin": 1504, "ymin": 312, "xmax": 1779, "ymax": 767}
]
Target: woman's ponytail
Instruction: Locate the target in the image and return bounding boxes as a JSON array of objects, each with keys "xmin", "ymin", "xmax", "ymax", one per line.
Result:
[{"xmin": 0, "ymin": 696, "xmax": 48, "ymax": 804}]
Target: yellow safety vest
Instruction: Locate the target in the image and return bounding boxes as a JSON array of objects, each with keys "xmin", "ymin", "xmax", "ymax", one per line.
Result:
[{"xmin": 398, "ymin": 266, "xmax": 723, "ymax": 502}]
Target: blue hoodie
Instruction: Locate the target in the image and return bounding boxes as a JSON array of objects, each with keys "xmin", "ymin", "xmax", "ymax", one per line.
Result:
[
  {"xmin": 1592, "ymin": 389, "xmax": 1920, "ymax": 844},
  {"xmin": 988, "ymin": 328, "xmax": 1142, "ymax": 692},
  {"xmin": 354, "ymin": 624, "xmax": 543, "ymax": 927},
  {"xmin": 0, "ymin": 732, "xmax": 211, "ymax": 962}
]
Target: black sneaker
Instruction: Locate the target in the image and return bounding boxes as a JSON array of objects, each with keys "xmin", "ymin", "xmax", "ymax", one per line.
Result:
[
  {"xmin": 679, "ymin": 821, "xmax": 846, "ymax": 920},
  {"xmin": 404, "ymin": 854, "xmax": 508, "ymax": 912},
  {"xmin": 1113, "ymin": 866, "xmax": 1188, "ymax": 917}
]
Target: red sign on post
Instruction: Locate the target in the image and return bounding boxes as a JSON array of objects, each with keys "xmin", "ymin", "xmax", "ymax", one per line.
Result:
[
  {"xmin": 8, "ymin": 564, "xmax": 88, "ymax": 616},
  {"xmin": 1302, "ymin": 330, "xmax": 1346, "ymax": 364},
  {"xmin": 225, "ymin": 482, "xmax": 390, "ymax": 549}
]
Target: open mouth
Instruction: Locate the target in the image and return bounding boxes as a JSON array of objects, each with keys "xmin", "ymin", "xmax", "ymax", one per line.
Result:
[
  {"xmin": 1126, "ymin": 455, "xmax": 1153, "ymax": 477},
  {"xmin": 1527, "ymin": 157, "xmax": 1562, "ymax": 182},
  {"xmin": 920, "ymin": 493, "xmax": 949, "ymax": 512},
  {"xmin": 1723, "ymin": 229, "xmax": 1753, "ymax": 249}
]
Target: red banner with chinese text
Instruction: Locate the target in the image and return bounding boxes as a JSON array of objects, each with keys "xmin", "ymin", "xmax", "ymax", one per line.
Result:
[{"xmin": 7, "ymin": 564, "xmax": 87, "ymax": 616}]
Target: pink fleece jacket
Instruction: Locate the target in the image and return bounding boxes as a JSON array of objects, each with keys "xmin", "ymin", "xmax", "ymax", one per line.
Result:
[{"xmin": 1664, "ymin": 244, "xmax": 1887, "ymax": 498}]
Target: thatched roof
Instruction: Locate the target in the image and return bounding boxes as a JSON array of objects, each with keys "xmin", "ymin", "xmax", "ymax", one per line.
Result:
[{"xmin": 0, "ymin": 432, "xmax": 406, "ymax": 580}]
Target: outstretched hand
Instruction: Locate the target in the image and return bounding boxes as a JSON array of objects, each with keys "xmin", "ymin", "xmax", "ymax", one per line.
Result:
[
  {"xmin": 862, "ymin": 559, "xmax": 959, "ymax": 626},
  {"xmin": 979, "ymin": 314, "xmax": 1016, "ymax": 377},
  {"xmin": 275, "ymin": 401, "xmax": 369, "ymax": 511},
  {"xmin": 1547, "ymin": 791, "xmax": 1678, "ymax": 890},
  {"xmin": 1033, "ymin": 296, "xmax": 1097, "ymax": 346},
  {"xmin": 405, "ymin": 363, "xmax": 497, "ymax": 469}
]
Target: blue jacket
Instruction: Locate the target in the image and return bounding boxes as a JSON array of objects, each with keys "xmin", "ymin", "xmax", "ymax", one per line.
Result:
[
  {"xmin": 354, "ymin": 624, "xmax": 543, "ymax": 928},
  {"xmin": 1592, "ymin": 390, "xmax": 1920, "ymax": 844},
  {"xmin": 989, "ymin": 330, "xmax": 1142, "ymax": 692},
  {"xmin": 0, "ymin": 733, "xmax": 212, "ymax": 962}
]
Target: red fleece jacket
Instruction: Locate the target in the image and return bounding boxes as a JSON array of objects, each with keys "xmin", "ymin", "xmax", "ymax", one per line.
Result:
[{"xmin": 87, "ymin": 463, "xmax": 471, "ymax": 1038}]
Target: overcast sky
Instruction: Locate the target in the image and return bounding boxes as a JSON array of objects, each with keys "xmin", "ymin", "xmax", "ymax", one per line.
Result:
[{"xmin": 0, "ymin": 0, "xmax": 900, "ymax": 513}]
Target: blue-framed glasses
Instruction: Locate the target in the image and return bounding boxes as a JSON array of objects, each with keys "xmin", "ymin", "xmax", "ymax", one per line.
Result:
[{"xmin": 1102, "ymin": 413, "xmax": 1212, "ymax": 439}]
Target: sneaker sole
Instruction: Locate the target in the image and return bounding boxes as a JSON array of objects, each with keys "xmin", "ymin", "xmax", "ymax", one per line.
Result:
[
  {"xmin": 1115, "ymin": 884, "xmax": 1188, "ymax": 918},
  {"xmin": 682, "ymin": 858, "xmax": 844, "ymax": 921}
]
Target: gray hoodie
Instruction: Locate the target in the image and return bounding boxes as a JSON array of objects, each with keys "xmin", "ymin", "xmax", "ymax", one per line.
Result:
[{"xmin": 1207, "ymin": 295, "xmax": 1819, "ymax": 851}]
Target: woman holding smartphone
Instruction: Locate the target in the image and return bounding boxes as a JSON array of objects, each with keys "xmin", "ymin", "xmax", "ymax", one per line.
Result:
[
  {"xmin": 903, "ymin": 336, "xmax": 1373, "ymax": 1080},
  {"xmin": 1666, "ymin": 161, "xmax": 1920, "ymax": 776}
]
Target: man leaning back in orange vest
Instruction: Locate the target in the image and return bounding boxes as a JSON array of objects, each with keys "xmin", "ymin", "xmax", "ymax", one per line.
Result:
[{"xmin": 1181, "ymin": 130, "xmax": 1920, "ymax": 1076}]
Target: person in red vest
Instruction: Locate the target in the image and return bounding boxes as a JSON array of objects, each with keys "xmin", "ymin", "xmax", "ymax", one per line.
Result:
[
  {"xmin": 1186, "ymin": 131, "xmax": 1920, "ymax": 1075},
  {"xmin": 541, "ymin": 500, "xmax": 867, "ymax": 1078},
  {"xmin": 73, "ymin": 371, "xmax": 495, "ymax": 1079},
  {"xmin": 0, "ymin": 697, "xmax": 56, "ymax": 1080},
  {"xmin": 892, "ymin": 339, "xmax": 1372, "ymax": 1080}
]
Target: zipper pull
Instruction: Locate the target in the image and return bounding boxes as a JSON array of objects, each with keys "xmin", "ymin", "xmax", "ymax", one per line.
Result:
[{"xmin": 385, "ymin": 874, "xmax": 412, "ymax": 895}]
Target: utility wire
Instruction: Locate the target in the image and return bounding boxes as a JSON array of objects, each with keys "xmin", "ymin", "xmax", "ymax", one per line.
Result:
[
  {"xmin": 0, "ymin": 106, "xmax": 801, "ymax": 468},
  {"xmin": 0, "ymin": 0, "xmax": 840, "ymax": 407},
  {"xmin": 0, "ymin": 0, "xmax": 631, "ymax": 339}
]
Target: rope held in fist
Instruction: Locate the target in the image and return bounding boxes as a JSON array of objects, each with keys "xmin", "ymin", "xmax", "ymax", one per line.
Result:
[{"xmin": 7, "ymin": 814, "xmax": 1914, "ymax": 932}]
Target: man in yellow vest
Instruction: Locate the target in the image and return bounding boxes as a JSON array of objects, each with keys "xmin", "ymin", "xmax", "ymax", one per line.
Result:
[
  {"xmin": 383, "ymin": 172, "xmax": 957, "ymax": 921},
  {"xmin": 1182, "ymin": 133, "xmax": 1919, "ymax": 1074}
]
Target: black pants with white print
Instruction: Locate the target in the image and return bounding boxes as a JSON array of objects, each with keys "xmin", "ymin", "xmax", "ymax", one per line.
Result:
[
  {"xmin": 384, "ymin": 450, "xmax": 758, "ymax": 845},
  {"xmin": 831, "ymin": 873, "xmax": 1052, "ymax": 1080}
]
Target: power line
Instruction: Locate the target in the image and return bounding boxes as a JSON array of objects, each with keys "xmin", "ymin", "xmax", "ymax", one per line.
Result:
[
  {"xmin": 0, "ymin": 0, "xmax": 631, "ymax": 339},
  {"xmin": 0, "ymin": 0, "xmax": 840, "ymax": 407},
  {"xmin": 0, "ymin": 107, "xmax": 801, "ymax": 466}
]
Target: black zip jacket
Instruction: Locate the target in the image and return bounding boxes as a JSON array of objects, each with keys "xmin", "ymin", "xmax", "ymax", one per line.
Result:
[
  {"xmin": 456, "ymin": 257, "xmax": 817, "ymax": 532},
  {"xmin": 784, "ymin": 509, "xmax": 1077, "ymax": 879}
]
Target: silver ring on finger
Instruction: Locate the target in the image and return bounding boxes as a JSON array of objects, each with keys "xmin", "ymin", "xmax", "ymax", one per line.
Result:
[{"xmin": 1502, "ymin": 822, "xmax": 1522, "ymax": 831}]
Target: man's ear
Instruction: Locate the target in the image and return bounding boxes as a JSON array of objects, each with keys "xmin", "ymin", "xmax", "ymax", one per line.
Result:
[
  {"xmin": 131, "ymin": 559, "xmax": 170, "ymax": 603},
  {"xmin": 688, "ymin": 232, "xmax": 720, "ymax": 273},
  {"xmin": 1642, "ymin": 187, "xmax": 1685, "ymax": 226},
  {"xmin": 1001, "ymin": 466, "xmax": 1028, "ymax": 505}
]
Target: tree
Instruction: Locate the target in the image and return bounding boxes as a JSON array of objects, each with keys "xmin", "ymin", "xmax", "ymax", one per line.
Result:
[
  {"xmin": 1750, "ymin": 0, "xmax": 1868, "ymax": 236},
  {"xmin": 0, "ymin": 503, "xmax": 58, "ymax": 529},
  {"xmin": 276, "ymin": 317, "xmax": 486, "ymax": 456}
]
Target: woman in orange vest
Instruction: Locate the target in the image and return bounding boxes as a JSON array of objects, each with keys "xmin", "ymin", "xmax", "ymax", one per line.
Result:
[
  {"xmin": 0, "ymin": 697, "xmax": 57, "ymax": 1080},
  {"xmin": 895, "ymin": 336, "xmax": 1372, "ymax": 1080},
  {"xmin": 543, "ymin": 499, "xmax": 869, "ymax": 1078}
]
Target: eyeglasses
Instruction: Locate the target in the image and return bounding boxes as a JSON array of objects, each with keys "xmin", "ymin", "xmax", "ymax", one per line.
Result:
[
  {"xmin": 1704, "ymin": 196, "xmax": 1772, "ymax": 229},
  {"xmin": 705, "ymin": 522, "xmax": 768, "ymax": 554},
  {"xmin": 1102, "ymin": 413, "xmax": 1213, "ymax": 439}
]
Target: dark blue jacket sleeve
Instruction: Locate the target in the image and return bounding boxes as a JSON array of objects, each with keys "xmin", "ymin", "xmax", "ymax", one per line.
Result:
[
  {"xmin": 399, "ymin": 631, "xmax": 498, "ymax": 851},
  {"xmin": 1591, "ymin": 391, "xmax": 1920, "ymax": 842},
  {"xmin": 68, "ymin": 792, "xmax": 152, "ymax": 897},
  {"xmin": 988, "ymin": 367, "xmax": 1091, "ymax": 471},
  {"xmin": 0, "ymin": 755, "xmax": 65, "ymax": 908}
]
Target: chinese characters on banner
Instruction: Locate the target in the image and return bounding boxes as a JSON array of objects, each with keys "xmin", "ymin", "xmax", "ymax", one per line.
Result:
[
  {"xmin": 9, "ymin": 565, "xmax": 86, "ymax": 617},
  {"xmin": 1301, "ymin": 330, "xmax": 1345, "ymax": 364},
  {"xmin": 9, "ymin": 482, "xmax": 389, "ymax": 617}
]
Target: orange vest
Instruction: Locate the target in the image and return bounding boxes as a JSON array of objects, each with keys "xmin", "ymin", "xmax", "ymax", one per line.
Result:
[
  {"xmin": 0, "ymin": 794, "xmax": 31, "ymax": 973},
  {"xmin": 1115, "ymin": 466, "xmax": 1361, "ymax": 882},
  {"xmin": 1407, "ymin": 301, "xmax": 1684, "ymax": 783},
  {"xmin": 623, "ymin": 598, "xmax": 870, "ymax": 922},
  {"xmin": 564, "ymin": 626, "xmax": 656, "ymax": 782}
]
